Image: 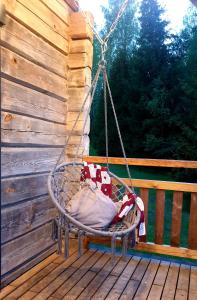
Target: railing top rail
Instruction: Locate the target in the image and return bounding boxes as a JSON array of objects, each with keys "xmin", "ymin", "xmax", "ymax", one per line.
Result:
[
  {"xmin": 114, "ymin": 178, "xmax": 197, "ymax": 193},
  {"xmin": 83, "ymin": 156, "xmax": 197, "ymax": 169}
]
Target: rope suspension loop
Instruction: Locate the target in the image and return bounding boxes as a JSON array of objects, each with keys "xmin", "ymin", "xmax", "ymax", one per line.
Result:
[{"xmin": 104, "ymin": 68, "xmax": 134, "ymax": 191}]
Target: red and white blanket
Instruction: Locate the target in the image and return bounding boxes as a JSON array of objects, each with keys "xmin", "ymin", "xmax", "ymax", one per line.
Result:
[{"xmin": 81, "ymin": 162, "xmax": 146, "ymax": 237}]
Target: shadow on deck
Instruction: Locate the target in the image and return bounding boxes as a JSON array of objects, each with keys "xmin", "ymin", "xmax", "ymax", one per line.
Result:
[{"xmin": 1, "ymin": 239, "xmax": 197, "ymax": 300}]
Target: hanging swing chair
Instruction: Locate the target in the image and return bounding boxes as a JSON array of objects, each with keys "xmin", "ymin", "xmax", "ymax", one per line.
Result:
[{"xmin": 48, "ymin": 0, "xmax": 142, "ymax": 261}]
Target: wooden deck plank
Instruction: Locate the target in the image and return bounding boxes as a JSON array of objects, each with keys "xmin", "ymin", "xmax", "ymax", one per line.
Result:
[
  {"xmin": 119, "ymin": 280, "xmax": 140, "ymax": 300},
  {"xmin": 161, "ymin": 263, "xmax": 180, "ymax": 300},
  {"xmin": 77, "ymin": 255, "xmax": 120, "ymax": 300},
  {"xmin": 147, "ymin": 285, "xmax": 163, "ymax": 300},
  {"xmin": 131, "ymin": 258, "xmax": 150, "ymax": 281},
  {"xmin": 105, "ymin": 256, "xmax": 141, "ymax": 300},
  {"xmin": 18, "ymin": 291, "xmax": 37, "ymax": 300},
  {"xmin": 189, "ymin": 266, "xmax": 197, "ymax": 300},
  {"xmin": 154, "ymin": 261, "xmax": 170, "ymax": 286},
  {"xmin": 3, "ymin": 263, "xmax": 59, "ymax": 300},
  {"xmin": 133, "ymin": 259, "xmax": 160, "ymax": 300},
  {"xmin": 63, "ymin": 271, "xmax": 96, "ymax": 300},
  {"xmin": 1, "ymin": 242, "xmax": 197, "ymax": 300},
  {"xmin": 29, "ymin": 251, "xmax": 79, "ymax": 293},
  {"xmin": 31, "ymin": 250, "xmax": 96, "ymax": 299},
  {"xmin": 51, "ymin": 251, "xmax": 103, "ymax": 299},
  {"xmin": 91, "ymin": 275, "xmax": 118, "ymax": 300}
]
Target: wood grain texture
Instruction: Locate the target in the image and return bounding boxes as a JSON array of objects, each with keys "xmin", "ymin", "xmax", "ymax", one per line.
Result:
[
  {"xmin": 66, "ymin": 111, "xmax": 90, "ymax": 135},
  {"xmin": 68, "ymin": 87, "xmax": 91, "ymax": 112},
  {"xmin": 188, "ymin": 193, "xmax": 197, "ymax": 250},
  {"xmin": 3, "ymin": 0, "xmax": 68, "ymax": 53},
  {"xmin": 189, "ymin": 267, "xmax": 197, "ymax": 300},
  {"xmin": 84, "ymin": 156, "xmax": 197, "ymax": 169},
  {"xmin": 171, "ymin": 191, "xmax": 183, "ymax": 247},
  {"xmin": 1, "ymin": 47, "xmax": 68, "ymax": 99},
  {"xmin": 40, "ymin": 0, "xmax": 71, "ymax": 25},
  {"xmin": 17, "ymin": 0, "xmax": 69, "ymax": 40},
  {"xmin": 161, "ymin": 263, "xmax": 180, "ymax": 300},
  {"xmin": 1, "ymin": 148, "xmax": 62, "ymax": 177},
  {"xmin": 1, "ymin": 174, "xmax": 48, "ymax": 206},
  {"xmin": 1, "ymin": 79, "xmax": 67, "ymax": 124},
  {"xmin": 1, "ymin": 16, "xmax": 68, "ymax": 78},
  {"xmin": 68, "ymin": 68, "xmax": 92, "ymax": 88},
  {"xmin": 112, "ymin": 178, "xmax": 197, "ymax": 193},
  {"xmin": 155, "ymin": 190, "xmax": 165, "ymax": 245},
  {"xmin": 70, "ymin": 39, "xmax": 93, "ymax": 54},
  {"xmin": 1, "ymin": 195, "xmax": 56, "ymax": 243},
  {"xmin": 70, "ymin": 12, "xmax": 93, "ymax": 42},
  {"xmin": 2, "ymin": 111, "xmax": 66, "ymax": 145},
  {"xmin": 68, "ymin": 53, "xmax": 93, "ymax": 69},
  {"xmin": 1, "ymin": 223, "xmax": 54, "ymax": 275}
]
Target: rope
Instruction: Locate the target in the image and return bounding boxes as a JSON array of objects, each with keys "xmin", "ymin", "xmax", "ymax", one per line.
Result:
[
  {"xmin": 104, "ymin": 67, "xmax": 134, "ymax": 191},
  {"xmin": 103, "ymin": 68, "xmax": 109, "ymax": 169}
]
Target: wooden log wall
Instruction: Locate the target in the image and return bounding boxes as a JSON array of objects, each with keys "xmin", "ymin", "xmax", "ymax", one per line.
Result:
[{"xmin": 1, "ymin": 0, "xmax": 93, "ymax": 286}]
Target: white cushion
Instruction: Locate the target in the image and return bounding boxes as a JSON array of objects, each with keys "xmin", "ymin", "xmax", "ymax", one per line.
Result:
[{"xmin": 66, "ymin": 187, "xmax": 118, "ymax": 229}]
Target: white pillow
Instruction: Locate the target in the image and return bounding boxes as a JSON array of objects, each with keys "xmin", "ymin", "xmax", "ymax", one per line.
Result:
[{"xmin": 66, "ymin": 187, "xmax": 118, "ymax": 229}]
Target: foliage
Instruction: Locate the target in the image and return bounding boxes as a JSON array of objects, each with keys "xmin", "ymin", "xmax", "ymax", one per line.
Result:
[{"xmin": 90, "ymin": 0, "xmax": 197, "ymax": 166}]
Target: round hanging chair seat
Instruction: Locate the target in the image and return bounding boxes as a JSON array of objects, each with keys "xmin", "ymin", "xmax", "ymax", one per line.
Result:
[{"xmin": 48, "ymin": 162, "xmax": 141, "ymax": 238}]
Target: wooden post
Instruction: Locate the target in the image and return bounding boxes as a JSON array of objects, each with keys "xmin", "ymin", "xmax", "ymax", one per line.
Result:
[{"xmin": 67, "ymin": 12, "xmax": 94, "ymax": 159}]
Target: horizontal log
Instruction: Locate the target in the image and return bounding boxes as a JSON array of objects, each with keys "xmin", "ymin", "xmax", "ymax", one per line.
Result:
[
  {"xmin": 1, "ymin": 47, "xmax": 68, "ymax": 100},
  {"xmin": 70, "ymin": 12, "xmax": 93, "ymax": 42},
  {"xmin": 68, "ymin": 68, "xmax": 92, "ymax": 87},
  {"xmin": 68, "ymin": 87, "xmax": 91, "ymax": 112},
  {"xmin": 1, "ymin": 223, "xmax": 54, "ymax": 275},
  {"xmin": 112, "ymin": 178, "xmax": 197, "ymax": 193},
  {"xmin": 1, "ymin": 111, "xmax": 67, "ymax": 145},
  {"xmin": 3, "ymin": 0, "xmax": 68, "ymax": 53},
  {"xmin": 66, "ymin": 136, "xmax": 90, "ymax": 157},
  {"xmin": 40, "ymin": 0, "xmax": 70, "ymax": 25},
  {"xmin": 1, "ymin": 195, "xmax": 57, "ymax": 243},
  {"xmin": 1, "ymin": 244, "xmax": 56, "ymax": 288},
  {"xmin": 83, "ymin": 156, "xmax": 197, "ymax": 169},
  {"xmin": 1, "ymin": 148, "xmax": 62, "ymax": 177},
  {"xmin": 18, "ymin": 0, "xmax": 69, "ymax": 40},
  {"xmin": 1, "ymin": 16, "xmax": 68, "ymax": 78},
  {"xmin": 68, "ymin": 53, "xmax": 93, "ymax": 69},
  {"xmin": 1, "ymin": 79, "xmax": 67, "ymax": 124},
  {"xmin": 1, "ymin": 174, "xmax": 48, "ymax": 206},
  {"xmin": 67, "ymin": 111, "xmax": 90, "ymax": 135},
  {"xmin": 70, "ymin": 39, "xmax": 93, "ymax": 54},
  {"xmin": 87, "ymin": 238, "xmax": 197, "ymax": 260}
]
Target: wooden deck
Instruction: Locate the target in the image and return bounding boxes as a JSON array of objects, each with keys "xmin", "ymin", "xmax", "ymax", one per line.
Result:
[{"xmin": 1, "ymin": 239, "xmax": 197, "ymax": 300}]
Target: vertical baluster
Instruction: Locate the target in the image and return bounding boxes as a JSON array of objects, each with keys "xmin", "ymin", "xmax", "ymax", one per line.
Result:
[
  {"xmin": 78, "ymin": 230, "xmax": 84, "ymax": 257},
  {"xmin": 111, "ymin": 234, "xmax": 116, "ymax": 265},
  {"xmin": 64, "ymin": 221, "xmax": 70, "ymax": 259},
  {"xmin": 155, "ymin": 190, "xmax": 165, "ymax": 244},
  {"xmin": 171, "ymin": 191, "xmax": 183, "ymax": 247},
  {"xmin": 188, "ymin": 193, "xmax": 197, "ymax": 250}
]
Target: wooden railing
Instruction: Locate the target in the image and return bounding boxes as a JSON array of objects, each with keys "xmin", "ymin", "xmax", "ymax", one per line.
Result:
[{"xmin": 83, "ymin": 156, "xmax": 197, "ymax": 260}]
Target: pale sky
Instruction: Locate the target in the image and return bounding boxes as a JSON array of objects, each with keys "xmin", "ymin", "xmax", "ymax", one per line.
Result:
[{"xmin": 79, "ymin": 0, "xmax": 191, "ymax": 33}]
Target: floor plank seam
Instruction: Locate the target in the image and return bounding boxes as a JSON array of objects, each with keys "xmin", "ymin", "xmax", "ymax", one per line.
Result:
[
  {"xmin": 39, "ymin": 250, "xmax": 95, "ymax": 299},
  {"xmin": 146, "ymin": 260, "xmax": 162, "ymax": 300},
  {"xmin": 60, "ymin": 251, "xmax": 106, "ymax": 299},
  {"xmin": 104, "ymin": 256, "xmax": 142, "ymax": 300}
]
